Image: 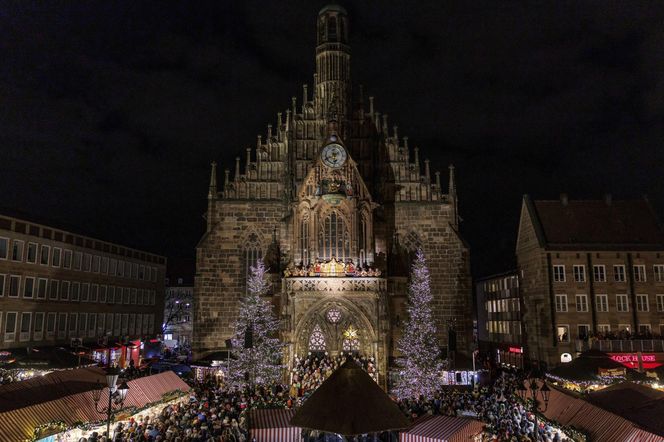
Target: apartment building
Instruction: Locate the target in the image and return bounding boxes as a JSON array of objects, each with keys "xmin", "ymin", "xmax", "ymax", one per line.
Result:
[
  {"xmin": 476, "ymin": 272, "xmax": 524, "ymax": 368},
  {"xmin": 516, "ymin": 195, "xmax": 664, "ymax": 368},
  {"xmin": 0, "ymin": 213, "xmax": 166, "ymax": 354}
]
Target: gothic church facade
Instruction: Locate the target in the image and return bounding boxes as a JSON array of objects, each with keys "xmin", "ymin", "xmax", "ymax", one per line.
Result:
[{"xmin": 194, "ymin": 5, "xmax": 472, "ymax": 385}]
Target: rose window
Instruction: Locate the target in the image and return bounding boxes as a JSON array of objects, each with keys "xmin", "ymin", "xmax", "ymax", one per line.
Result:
[{"xmin": 326, "ymin": 308, "xmax": 342, "ymax": 324}]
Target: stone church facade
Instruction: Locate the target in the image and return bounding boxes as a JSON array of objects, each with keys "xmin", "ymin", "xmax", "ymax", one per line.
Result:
[{"xmin": 194, "ymin": 5, "xmax": 472, "ymax": 386}]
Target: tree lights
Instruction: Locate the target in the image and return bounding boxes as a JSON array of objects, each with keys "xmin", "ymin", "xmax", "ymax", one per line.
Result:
[
  {"xmin": 228, "ymin": 259, "xmax": 284, "ymax": 386},
  {"xmin": 393, "ymin": 249, "xmax": 445, "ymax": 399}
]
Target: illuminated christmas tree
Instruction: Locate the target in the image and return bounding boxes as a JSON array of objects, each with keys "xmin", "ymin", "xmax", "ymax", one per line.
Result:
[
  {"xmin": 394, "ymin": 249, "xmax": 445, "ymax": 399},
  {"xmin": 228, "ymin": 259, "xmax": 283, "ymax": 386}
]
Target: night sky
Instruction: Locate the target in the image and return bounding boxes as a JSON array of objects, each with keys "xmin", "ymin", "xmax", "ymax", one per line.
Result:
[{"xmin": 2, "ymin": 1, "xmax": 664, "ymax": 277}]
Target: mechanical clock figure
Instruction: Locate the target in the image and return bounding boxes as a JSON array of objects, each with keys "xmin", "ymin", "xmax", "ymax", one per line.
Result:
[{"xmin": 321, "ymin": 143, "xmax": 347, "ymax": 168}]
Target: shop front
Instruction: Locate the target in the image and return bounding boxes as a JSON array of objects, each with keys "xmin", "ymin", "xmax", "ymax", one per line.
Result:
[
  {"xmin": 496, "ymin": 344, "xmax": 525, "ymax": 369},
  {"xmin": 608, "ymin": 352, "xmax": 663, "ymax": 370}
]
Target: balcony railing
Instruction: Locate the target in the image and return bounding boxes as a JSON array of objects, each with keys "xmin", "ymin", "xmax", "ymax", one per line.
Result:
[
  {"xmin": 285, "ymin": 277, "xmax": 387, "ymax": 293},
  {"xmin": 575, "ymin": 339, "xmax": 664, "ymax": 353}
]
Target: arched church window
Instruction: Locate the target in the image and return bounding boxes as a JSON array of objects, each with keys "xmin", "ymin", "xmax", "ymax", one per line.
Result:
[
  {"xmin": 308, "ymin": 324, "xmax": 326, "ymax": 351},
  {"xmin": 328, "ymin": 17, "xmax": 337, "ymax": 40},
  {"xmin": 319, "ymin": 211, "xmax": 350, "ymax": 261},
  {"xmin": 359, "ymin": 218, "xmax": 367, "ymax": 265},
  {"xmin": 342, "ymin": 325, "xmax": 360, "ymax": 351},
  {"xmin": 244, "ymin": 233, "xmax": 262, "ymax": 290},
  {"xmin": 300, "ymin": 217, "xmax": 310, "ymax": 265},
  {"xmin": 402, "ymin": 231, "xmax": 422, "ymax": 252},
  {"xmin": 326, "ymin": 308, "xmax": 342, "ymax": 324}
]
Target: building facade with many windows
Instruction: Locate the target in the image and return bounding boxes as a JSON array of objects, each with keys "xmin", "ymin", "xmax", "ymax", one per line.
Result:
[
  {"xmin": 0, "ymin": 213, "xmax": 166, "ymax": 353},
  {"xmin": 163, "ymin": 276, "xmax": 193, "ymax": 348},
  {"xmin": 516, "ymin": 195, "xmax": 664, "ymax": 368},
  {"xmin": 476, "ymin": 272, "xmax": 524, "ymax": 368}
]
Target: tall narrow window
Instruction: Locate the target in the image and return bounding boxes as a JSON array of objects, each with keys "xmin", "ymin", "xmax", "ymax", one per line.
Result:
[
  {"xmin": 244, "ymin": 234, "xmax": 262, "ymax": 287},
  {"xmin": 320, "ymin": 211, "xmax": 350, "ymax": 261},
  {"xmin": 342, "ymin": 325, "xmax": 360, "ymax": 351},
  {"xmin": 308, "ymin": 324, "xmax": 326, "ymax": 351},
  {"xmin": 300, "ymin": 218, "xmax": 310, "ymax": 265}
]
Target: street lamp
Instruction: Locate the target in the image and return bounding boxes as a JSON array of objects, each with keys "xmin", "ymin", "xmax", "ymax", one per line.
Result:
[
  {"xmin": 517, "ymin": 372, "xmax": 550, "ymax": 441},
  {"xmin": 92, "ymin": 367, "xmax": 130, "ymax": 439}
]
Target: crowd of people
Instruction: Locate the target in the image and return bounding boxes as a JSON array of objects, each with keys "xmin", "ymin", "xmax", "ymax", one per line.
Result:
[
  {"xmin": 584, "ymin": 329, "xmax": 662, "ymax": 341},
  {"xmin": 399, "ymin": 369, "xmax": 571, "ymax": 442},
  {"xmin": 83, "ymin": 380, "xmax": 291, "ymax": 441},
  {"xmin": 289, "ymin": 354, "xmax": 377, "ymax": 401},
  {"xmin": 74, "ymin": 356, "xmax": 574, "ymax": 442}
]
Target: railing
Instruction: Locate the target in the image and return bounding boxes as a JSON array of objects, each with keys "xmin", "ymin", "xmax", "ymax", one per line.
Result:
[
  {"xmin": 575, "ymin": 339, "xmax": 664, "ymax": 353},
  {"xmin": 285, "ymin": 277, "xmax": 387, "ymax": 293}
]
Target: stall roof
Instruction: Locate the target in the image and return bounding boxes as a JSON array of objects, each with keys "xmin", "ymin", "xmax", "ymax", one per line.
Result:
[
  {"xmin": 0, "ymin": 370, "xmax": 190, "ymax": 441},
  {"xmin": 542, "ymin": 381, "xmax": 664, "ymax": 441},
  {"xmin": 400, "ymin": 415, "xmax": 484, "ymax": 442},
  {"xmin": 290, "ymin": 359, "xmax": 411, "ymax": 435}
]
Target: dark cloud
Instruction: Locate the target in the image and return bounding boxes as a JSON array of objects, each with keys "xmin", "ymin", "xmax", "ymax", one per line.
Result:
[{"xmin": 1, "ymin": 0, "xmax": 664, "ymax": 275}]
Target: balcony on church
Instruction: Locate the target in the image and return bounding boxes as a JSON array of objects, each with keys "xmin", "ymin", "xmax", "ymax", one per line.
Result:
[{"xmin": 283, "ymin": 257, "xmax": 386, "ymax": 293}]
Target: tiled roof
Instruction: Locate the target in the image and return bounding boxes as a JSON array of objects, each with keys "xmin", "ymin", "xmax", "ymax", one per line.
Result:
[{"xmin": 528, "ymin": 197, "xmax": 664, "ymax": 249}]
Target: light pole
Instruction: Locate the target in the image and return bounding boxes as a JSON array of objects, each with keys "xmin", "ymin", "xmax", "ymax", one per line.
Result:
[
  {"xmin": 92, "ymin": 367, "xmax": 130, "ymax": 440},
  {"xmin": 516, "ymin": 374, "xmax": 550, "ymax": 441}
]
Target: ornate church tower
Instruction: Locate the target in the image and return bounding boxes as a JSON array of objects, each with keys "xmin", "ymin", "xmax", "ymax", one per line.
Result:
[
  {"xmin": 315, "ymin": 5, "xmax": 351, "ymax": 124},
  {"xmin": 194, "ymin": 5, "xmax": 473, "ymax": 388}
]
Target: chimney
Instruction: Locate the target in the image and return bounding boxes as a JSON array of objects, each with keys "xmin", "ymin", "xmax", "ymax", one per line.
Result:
[
  {"xmin": 560, "ymin": 193, "xmax": 569, "ymax": 206},
  {"xmin": 604, "ymin": 193, "xmax": 612, "ymax": 206}
]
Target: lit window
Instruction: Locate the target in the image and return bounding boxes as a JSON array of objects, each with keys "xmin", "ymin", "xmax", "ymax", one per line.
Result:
[
  {"xmin": 342, "ymin": 325, "xmax": 360, "ymax": 351},
  {"xmin": 308, "ymin": 324, "xmax": 326, "ymax": 351},
  {"xmin": 319, "ymin": 211, "xmax": 350, "ymax": 261},
  {"xmin": 326, "ymin": 308, "xmax": 342, "ymax": 324},
  {"xmin": 556, "ymin": 325, "xmax": 569, "ymax": 342}
]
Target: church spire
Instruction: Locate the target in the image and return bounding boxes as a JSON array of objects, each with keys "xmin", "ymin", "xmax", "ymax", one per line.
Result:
[
  {"xmin": 448, "ymin": 164, "xmax": 459, "ymax": 227},
  {"xmin": 206, "ymin": 161, "xmax": 217, "ymax": 232},
  {"xmin": 315, "ymin": 5, "xmax": 351, "ymax": 123},
  {"xmin": 208, "ymin": 161, "xmax": 217, "ymax": 199}
]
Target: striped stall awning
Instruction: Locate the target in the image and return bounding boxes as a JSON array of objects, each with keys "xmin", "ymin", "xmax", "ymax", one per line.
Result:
[
  {"xmin": 249, "ymin": 408, "xmax": 301, "ymax": 442},
  {"xmin": 540, "ymin": 381, "xmax": 664, "ymax": 442},
  {"xmin": 0, "ymin": 370, "xmax": 191, "ymax": 442},
  {"xmin": 400, "ymin": 415, "xmax": 484, "ymax": 442}
]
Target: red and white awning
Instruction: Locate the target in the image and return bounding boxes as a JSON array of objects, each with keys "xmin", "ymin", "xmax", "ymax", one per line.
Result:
[
  {"xmin": 400, "ymin": 415, "xmax": 484, "ymax": 442},
  {"xmin": 249, "ymin": 408, "xmax": 301, "ymax": 442}
]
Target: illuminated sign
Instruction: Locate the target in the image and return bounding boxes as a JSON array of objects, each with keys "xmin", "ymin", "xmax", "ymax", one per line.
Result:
[
  {"xmin": 610, "ymin": 354, "xmax": 656, "ymax": 363},
  {"xmin": 508, "ymin": 346, "xmax": 523, "ymax": 354},
  {"xmin": 599, "ymin": 367, "xmax": 626, "ymax": 377}
]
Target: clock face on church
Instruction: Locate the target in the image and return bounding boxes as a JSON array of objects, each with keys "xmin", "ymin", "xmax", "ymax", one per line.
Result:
[{"xmin": 321, "ymin": 143, "xmax": 347, "ymax": 169}]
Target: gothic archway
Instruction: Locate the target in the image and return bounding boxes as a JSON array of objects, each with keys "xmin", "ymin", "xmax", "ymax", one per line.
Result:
[{"xmin": 294, "ymin": 297, "xmax": 376, "ymax": 358}]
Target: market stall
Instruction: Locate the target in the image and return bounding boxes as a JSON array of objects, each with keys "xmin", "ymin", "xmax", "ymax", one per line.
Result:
[
  {"xmin": 249, "ymin": 408, "xmax": 300, "ymax": 442},
  {"xmin": 0, "ymin": 367, "xmax": 190, "ymax": 441},
  {"xmin": 399, "ymin": 415, "xmax": 483, "ymax": 442}
]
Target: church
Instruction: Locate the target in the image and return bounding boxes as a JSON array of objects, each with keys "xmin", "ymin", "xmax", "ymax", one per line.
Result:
[{"xmin": 194, "ymin": 5, "xmax": 472, "ymax": 387}]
